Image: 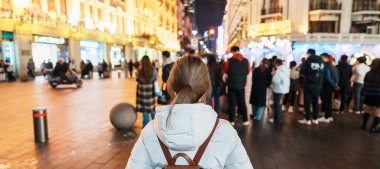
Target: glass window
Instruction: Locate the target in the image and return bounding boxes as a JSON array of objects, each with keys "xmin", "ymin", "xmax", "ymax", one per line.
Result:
[
  {"xmin": 48, "ymin": 0, "xmax": 55, "ymax": 11},
  {"xmin": 60, "ymin": 0, "xmax": 66, "ymax": 15}
]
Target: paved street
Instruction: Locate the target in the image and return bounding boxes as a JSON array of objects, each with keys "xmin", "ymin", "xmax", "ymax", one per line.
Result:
[{"xmin": 0, "ymin": 75, "xmax": 380, "ymax": 169}]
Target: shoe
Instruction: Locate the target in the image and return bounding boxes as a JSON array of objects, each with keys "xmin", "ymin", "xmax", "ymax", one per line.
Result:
[
  {"xmin": 268, "ymin": 118, "xmax": 275, "ymax": 124},
  {"xmin": 230, "ymin": 121, "xmax": 235, "ymax": 126},
  {"xmin": 289, "ymin": 106, "xmax": 294, "ymax": 113},
  {"xmin": 318, "ymin": 117, "xmax": 332, "ymax": 123},
  {"xmin": 348, "ymin": 109, "xmax": 354, "ymax": 113},
  {"xmin": 328, "ymin": 117, "xmax": 334, "ymax": 122},
  {"xmin": 355, "ymin": 111, "xmax": 361, "ymax": 115},
  {"xmin": 312, "ymin": 119, "xmax": 319, "ymax": 125},
  {"xmin": 298, "ymin": 119, "xmax": 311, "ymax": 125},
  {"xmin": 339, "ymin": 111, "xmax": 344, "ymax": 114},
  {"xmin": 242, "ymin": 121, "xmax": 250, "ymax": 126},
  {"xmin": 282, "ymin": 105, "xmax": 286, "ymax": 111},
  {"xmin": 370, "ymin": 128, "xmax": 380, "ymax": 133}
]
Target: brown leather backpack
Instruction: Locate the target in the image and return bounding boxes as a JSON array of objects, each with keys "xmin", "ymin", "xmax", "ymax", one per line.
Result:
[{"xmin": 158, "ymin": 119, "xmax": 220, "ymax": 169}]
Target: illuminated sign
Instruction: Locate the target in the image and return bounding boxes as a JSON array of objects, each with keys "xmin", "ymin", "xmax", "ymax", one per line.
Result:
[
  {"xmin": 80, "ymin": 40, "xmax": 99, "ymax": 48},
  {"xmin": 253, "ymin": 20, "xmax": 292, "ymax": 36},
  {"xmin": 33, "ymin": 35, "xmax": 66, "ymax": 45}
]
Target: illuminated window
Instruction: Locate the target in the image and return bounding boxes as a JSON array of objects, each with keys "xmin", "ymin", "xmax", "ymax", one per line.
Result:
[
  {"xmin": 48, "ymin": 0, "xmax": 55, "ymax": 11},
  {"xmin": 60, "ymin": 0, "xmax": 67, "ymax": 15},
  {"xmin": 80, "ymin": 2, "xmax": 85, "ymax": 19},
  {"xmin": 32, "ymin": 0, "xmax": 41, "ymax": 4},
  {"xmin": 98, "ymin": 8, "xmax": 102, "ymax": 20},
  {"xmin": 89, "ymin": 5, "xmax": 93, "ymax": 19}
]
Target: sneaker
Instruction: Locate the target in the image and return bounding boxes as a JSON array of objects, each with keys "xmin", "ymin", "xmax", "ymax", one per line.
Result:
[
  {"xmin": 282, "ymin": 105, "xmax": 286, "ymax": 111},
  {"xmin": 312, "ymin": 119, "xmax": 319, "ymax": 125},
  {"xmin": 289, "ymin": 106, "xmax": 294, "ymax": 113},
  {"xmin": 339, "ymin": 110, "xmax": 344, "ymax": 114},
  {"xmin": 328, "ymin": 117, "xmax": 334, "ymax": 122},
  {"xmin": 242, "ymin": 121, "xmax": 250, "ymax": 126},
  {"xmin": 348, "ymin": 109, "xmax": 354, "ymax": 113},
  {"xmin": 355, "ymin": 111, "xmax": 361, "ymax": 115},
  {"xmin": 268, "ymin": 118, "xmax": 275, "ymax": 124},
  {"xmin": 298, "ymin": 119, "xmax": 311, "ymax": 125},
  {"xmin": 318, "ymin": 117, "xmax": 331, "ymax": 123}
]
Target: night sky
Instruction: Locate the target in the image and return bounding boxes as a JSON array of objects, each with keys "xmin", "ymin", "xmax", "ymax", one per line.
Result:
[{"xmin": 195, "ymin": 0, "xmax": 227, "ymax": 33}]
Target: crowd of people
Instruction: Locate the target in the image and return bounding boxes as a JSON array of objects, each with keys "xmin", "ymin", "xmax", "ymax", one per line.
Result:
[{"xmin": 0, "ymin": 59, "xmax": 16, "ymax": 82}]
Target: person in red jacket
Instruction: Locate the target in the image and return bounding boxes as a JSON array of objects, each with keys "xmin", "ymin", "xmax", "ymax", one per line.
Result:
[{"xmin": 224, "ymin": 46, "xmax": 250, "ymax": 125}]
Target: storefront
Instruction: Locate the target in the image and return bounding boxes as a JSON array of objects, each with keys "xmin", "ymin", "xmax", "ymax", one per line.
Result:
[
  {"xmin": 1, "ymin": 31, "xmax": 17, "ymax": 72},
  {"xmin": 80, "ymin": 40, "xmax": 105, "ymax": 66},
  {"xmin": 133, "ymin": 46, "xmax": 159, "ymax": 62},
  {"xmin": 110, "ymin": 44, "xmax": 124, "ymax": 68},
  {"xmin": 31, "ymin": 35, "xmax": 69, "ymax": 71}
]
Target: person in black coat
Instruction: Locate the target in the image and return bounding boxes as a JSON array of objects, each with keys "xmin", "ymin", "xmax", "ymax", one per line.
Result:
[
  {"xmin": 207, "ymin": 54, "xmax": 223, "ymax": 114},
  {"xmin": 336, "ymin": 55, "xmax": 352, "ymax": 113},
  {"xmin": 362, "ymin": 58, "xmax": 380, "ymax": 133},
  {"xmin": 250, "ymin": 59, "xmax": 270, "ymax": 121}
]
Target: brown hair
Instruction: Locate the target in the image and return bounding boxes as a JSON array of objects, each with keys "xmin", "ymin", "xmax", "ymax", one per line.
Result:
[
  {"xmin": 139, "ymin": 56, "xmax": 154, "ymax": 81},
  {"xmin": 166, "ymin": 56, "xmax": 212, "ymax": 124}
]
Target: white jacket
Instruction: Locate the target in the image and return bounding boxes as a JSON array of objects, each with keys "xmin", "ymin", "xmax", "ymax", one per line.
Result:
[
  {"xmin": 272, "ymin": 65, "xmax": 290, "ymax": 94},
  {"xmin": 126, "ymin": 104, "xmax": 253, "ymax": 169},
  {"xmin": 351, "ymin": 63, "xmax": 370, "ymax": 84}
]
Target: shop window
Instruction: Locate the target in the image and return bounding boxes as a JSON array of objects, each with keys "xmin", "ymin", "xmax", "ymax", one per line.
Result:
[
  {"xmin": 309, "ymin": 21, "xmax": 336, "ymax": 33},
  {"xmin": 48, "ymin": 0, "xmax": 55, "ymax": 11},
  {"xmin": 60, "ymin": 0, "xmax": 67, "ymax": 15},
  {"xmin": 353, "ymin": 0, "xmax": 380, "ymax": 11},
  {"xmin": 80, "ymin": 2, "xmax": 85, "ymax": 19},
  {"xmin": 98, "ymin": 8, "xmax": 102, "ymax": 20}
]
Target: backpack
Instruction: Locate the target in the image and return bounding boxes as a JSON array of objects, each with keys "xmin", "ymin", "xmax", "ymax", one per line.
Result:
[{"xmin": 158, "ymin": 119, "xmax": 220, "ymax": 169}]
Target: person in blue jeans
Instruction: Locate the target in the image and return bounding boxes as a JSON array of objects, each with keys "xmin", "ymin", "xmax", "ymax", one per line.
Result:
[
  {"xmin": 250, "ymin": 59, "xmax": 270, "ymax": 121},
  {"xmin": 136, "ymin": 56, "xmax": 157, "ymax": 127},
  {"xmin": 270, "ymin": 60, "xmax": 290, "ymax": 124},
  {"xmin": 207, "ymin": 54, "xmax": 223, "ymax": 114}
]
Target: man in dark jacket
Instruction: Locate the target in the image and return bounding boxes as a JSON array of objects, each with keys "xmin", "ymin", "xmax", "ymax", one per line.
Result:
[
  {"xmin": 298, "ymin": 49, "xmax": 325, "ymax": 125},
  {"xmin": 161, "ymin": 51, "xmax": 174, "ymax": 104},
  {"xmin": 319, "ymin": 53, "xmax": 340, "ymax": 123},
  {"xmin": 336, "ymin": 55, "xmax": 352, "ymax": 114},
  {"xmin": 224, "ymin": 46, "xmax": 250, "ymax": 125}
]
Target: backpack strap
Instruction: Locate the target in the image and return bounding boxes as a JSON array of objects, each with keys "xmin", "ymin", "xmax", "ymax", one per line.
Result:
[
  {"xmin": 193, "ymin": 118, "xmax": 219, "ymax": 165},
  {"xmin": 158, "ymin": 137, "xmax": 175, "ymax": 165}
]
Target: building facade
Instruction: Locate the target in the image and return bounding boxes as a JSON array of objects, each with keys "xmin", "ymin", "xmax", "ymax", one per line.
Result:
[
  {"xmin": 0, "ymin": 0, "xmax": 179, "ymax": 76},
  {"xmin": 223, "ymin": 0, "xmax": 380, "ymax": 65}
]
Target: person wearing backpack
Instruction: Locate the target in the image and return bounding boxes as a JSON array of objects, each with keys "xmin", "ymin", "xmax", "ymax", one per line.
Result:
[
  {"xmin": 126, "ymin": 56, "xmax": 253, "ymax": 169},
  {"xmin": 318, "ymin": 53, "xmax": 340, "ymax": 123},
  {"xmin": 298, "ymin": 49, "xmax": 325, "ymax": 125}
]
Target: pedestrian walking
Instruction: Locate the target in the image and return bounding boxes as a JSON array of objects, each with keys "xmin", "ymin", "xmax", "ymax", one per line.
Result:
[
  {"xmin": 4, "ymin": 60, "xmax": 15, "ymax": 82},
  {"xmin": 27, "ymin": 58, "xmax": 35, "ymax": 78},
  {"xmin": 128, "ymin": 60, "xmax": 134, "ymax": 78},
  {"xmin": 319, "ymin": 53, "xmax": 340, "ymax": 123},
  {"xmin": 250, "ymin": 59, "xmax": 270, "ymax": 121},
  {"xmin": 207, "ymin": 53, "xmax": 223, "ymax": 114},
  {"xmin": 282, "ymin": 61, "xmax": 299, "ymax": 113},
  {"xmin": 336, "ymin": 55, "xmax": 352, "ymax": 114},
  {"xmin": 362, "ymin": 58, "xmax": 380, "ymax": 133},
  {"xmin": 269, "ymin": 59, "xmax": 290, "ymax": 124},
  {"xmin": 126, "ymin": 55, "xmax": 253, "ymax": 169},
  {"xmin": 298, "ymin": 49, "xmax": 325, "ymax": 125},
  {"xmin": 136, "ymin": 56, "xmax": 156, "ymax": 128},
  {"xmin": 0, "ymin": 60, "xmax": 6, "ymax": 82},
  {"xmin": 350, "ymin": 56, "xmax": 370, "ymax": 114},
  {"xmin": 224, "ymin": 46, "xmax": 250, "ymax": 125},
  {"xmin": 161, "ymin": 51, "xmax": 174, "ymax": 104}
]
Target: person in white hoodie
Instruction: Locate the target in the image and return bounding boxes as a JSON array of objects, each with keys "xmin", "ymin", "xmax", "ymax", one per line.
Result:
[
  {"xmin": 126, "ymin": 56, "xmax": 253, "ymax": 169},
  {"xmin": 269, "ymin": 60, "xmax": 290, "ymax": 124},
  {"xmin": 350, "ymin": 57, "xmax": 370, "ymax": 114}
]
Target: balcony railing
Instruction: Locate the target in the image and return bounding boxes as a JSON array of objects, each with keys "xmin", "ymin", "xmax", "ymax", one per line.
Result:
[
  {"xmin": 309, "ymin": 0, "xmax": 342, "ymax": 10},
  {"xmin": 353, "ymin": 0, "xmax": 380, "ymax": 12}
]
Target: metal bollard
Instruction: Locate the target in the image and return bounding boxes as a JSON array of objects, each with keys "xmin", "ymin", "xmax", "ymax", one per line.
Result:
[{"xmin": 33, "ymin": 108, "xmax": 48, "ymax": 143}]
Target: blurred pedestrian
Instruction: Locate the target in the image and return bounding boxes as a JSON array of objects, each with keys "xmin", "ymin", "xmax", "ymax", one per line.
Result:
[
  {"xmin": 128, "ymin": 60, "xmax": 134, "ymax": 78},
  {"xmin": 269, "ymin": 60, "xmax": 290, "ymax": 124},
  {"xmin": 336, "ymin": 55, "xmax": 352, "ymax": 114},
  {"xmin": 4, "ymin": 60, "xmax": 15, "ymax": 82},
  {"xmin": 0, "ymin": 60, "xmax": 6, "ymax": 81},
  {"xmin": 298, "ymin": 57, "xmax": 307, "ymax": 111},
  {"xmin": 250, "ymin": 59, "xmax": 270, "ymax": 121},
  {"xmin": 319, "ymin": 53, "xmax": 340, "ymax": 123},
  {"xmin": 136, "ymin": 56, "xmax": 156, "ymax": 127},
  {"xmin": 362, "ymin": 58, "xmax": 380, "ymax": 133},
  {"xmin": 207, "ymin": 53, "xmax": 223, "ymax": 114},
  {"xmin": 298, "ymin": 49, "xmax": 325, "ymax": 125},
  {"xmin": 283, "ymin": 61, "xmax": 299, "ymax": 113},
  {"xmin": 350, "ymin": 56, "xmax": 370, "ymax": 114},
  {"xmin": 69, "ymin": 59, "xmax": 77, "ymax": 72},
  {"xmin": 27, "ymin": 58, "xmax": 35, "ymax": 78},
  {"xmin": 224, "ymin": 46, "xmax": 250, "ymax": 125},
  {"xmin": 161, "ymin": 51, "xmax": 174, "ymax": 104}
]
